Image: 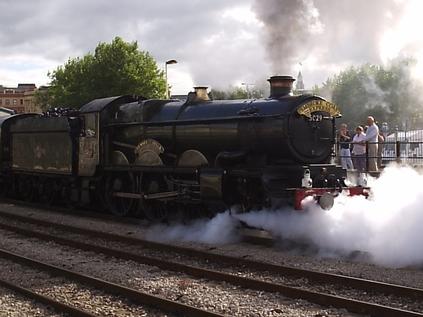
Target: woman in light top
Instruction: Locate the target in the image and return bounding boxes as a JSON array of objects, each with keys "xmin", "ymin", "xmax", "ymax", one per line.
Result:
[{"xmin": 352, "ymin": 126, "xmax": 366, "ymax": 171}]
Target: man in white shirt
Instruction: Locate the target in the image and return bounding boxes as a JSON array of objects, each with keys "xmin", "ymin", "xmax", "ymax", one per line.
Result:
[
  {"xmin": 362, "ymin": 116, "xmax": 379, "ymax": 171},
  {"xmin": 352, "ymin": 126, "xmax": 366, "ymax": 171}
]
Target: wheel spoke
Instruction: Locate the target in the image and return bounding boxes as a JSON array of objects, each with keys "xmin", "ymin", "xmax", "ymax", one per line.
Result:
[
  {"xmin": 104, "ymin": 173, "xmax": 135, "ymax": 216},
  {"xmin": 139, "ymin": 175, "xmax": 169, "ymax": 222}
]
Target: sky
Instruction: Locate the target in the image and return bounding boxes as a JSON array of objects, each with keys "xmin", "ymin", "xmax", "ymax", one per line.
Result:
[{"xmin": 1, "ymin": 0, "xmax": 423, "ymax": 95}]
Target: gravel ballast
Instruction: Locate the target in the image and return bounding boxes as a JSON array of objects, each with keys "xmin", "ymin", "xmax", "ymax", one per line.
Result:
[
  {"xmin": 0, "ymin": 202, "xmax": 422, "ymax": 316},
  {"xmin": 0, "ymin": 285, "xmax": 63, "ymax": 317},
  {"xmin": 1, "ymin": 202, "xmax": 422, "ymax": 289},
  {"xmin": 0, "ymin": 227, "xmax": 350, "ymax": 317},
  {"xmin": 0, "ymin": 258, "xmax": 165, "ymax": 317}
]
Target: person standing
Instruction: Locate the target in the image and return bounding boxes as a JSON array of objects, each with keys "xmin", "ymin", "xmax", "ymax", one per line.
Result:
[
  {"xmin": 363, "ymin": 116, "xmax": 379, "ymax": 172},
  {"xmin": 377, "ymin": 132, "xmax": 384, "ymax": 169},
  {"xmin": 352, "ymin": 126, "xmax": 366, "ymax": 171},
  {"xmin": 339, "ymin": 123, "xmax": 354, "ymax": 170}
]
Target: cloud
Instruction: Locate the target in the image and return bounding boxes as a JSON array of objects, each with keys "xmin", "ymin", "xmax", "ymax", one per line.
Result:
[
  {"xmin": 0, "ymin": 0, "xmax": 262, "ymax": 92},
  {"xmin": 1, "ymin": 0, "xmax": 422, "ymax": 94}
]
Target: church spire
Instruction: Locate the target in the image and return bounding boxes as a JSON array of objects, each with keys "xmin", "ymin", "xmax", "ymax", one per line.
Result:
[{"xmin": 296, "ymin": 71, "xmax": 304, "ymax": 91}]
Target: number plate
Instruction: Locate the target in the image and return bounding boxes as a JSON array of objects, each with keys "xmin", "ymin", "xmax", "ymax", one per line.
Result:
[{"xmin": 309, "ymin": 114, "xmax": 323, "ymax": 122}]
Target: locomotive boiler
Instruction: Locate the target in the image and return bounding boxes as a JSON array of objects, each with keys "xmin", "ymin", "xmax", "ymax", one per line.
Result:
[
  {"xmin": 0, "ymin": 75, "xmax": 367, "ymax": 221},
  {"xmin": 113, "ymin": 77, "xmax": 335, "ymax": 165}
]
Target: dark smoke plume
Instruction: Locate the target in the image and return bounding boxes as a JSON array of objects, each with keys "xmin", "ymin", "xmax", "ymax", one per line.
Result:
[
  {"xmin": 253, "ymin": 0, "xmax": 321, "ymax": 74},
  {"xmin": 253, "ymin": 0, "xmax": 403, "ymax": 77}
]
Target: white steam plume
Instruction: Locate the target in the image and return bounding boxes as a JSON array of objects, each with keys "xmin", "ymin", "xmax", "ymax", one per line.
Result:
[
  {"xmin": 145, "ymin": 211, "xmax": 239, "ymax": 244},
  {"xmin": 237, "ymin": 164, "xmax": 423, "ymax": 268}
]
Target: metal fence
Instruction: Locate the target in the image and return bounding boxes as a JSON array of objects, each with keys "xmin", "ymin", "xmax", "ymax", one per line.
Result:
[{"xmin": 335, "ymin": 129, "xmax": 423, "ymax": 171}]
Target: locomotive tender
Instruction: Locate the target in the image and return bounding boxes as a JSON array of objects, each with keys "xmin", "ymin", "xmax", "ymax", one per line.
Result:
[{"xmin": 0, "ymin": 76, "xmax": 366, "ymax": 220}]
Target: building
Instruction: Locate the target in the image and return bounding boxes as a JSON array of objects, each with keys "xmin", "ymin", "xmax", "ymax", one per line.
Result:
[
  {"xmin": 0, "ymin": 83, "xmax": 41, "ymax": 113},
  {"xmin": 295, "ymin": 71, "xmax": 305, "ymax": 91},
  {"xmin": 294, "ymin": 71, "xmax": 314, "ymax": 95}
]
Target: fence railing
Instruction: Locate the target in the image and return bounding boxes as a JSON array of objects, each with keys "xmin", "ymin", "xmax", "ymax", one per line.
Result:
[{"xmin": 335, "ymin": 140, "xmax": 423, "ymax": 172}]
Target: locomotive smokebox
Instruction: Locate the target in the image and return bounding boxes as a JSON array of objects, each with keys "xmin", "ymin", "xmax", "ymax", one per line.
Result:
[{"xmin": 268, "ymin": 75, "xmax": 295, "ymax": 98}]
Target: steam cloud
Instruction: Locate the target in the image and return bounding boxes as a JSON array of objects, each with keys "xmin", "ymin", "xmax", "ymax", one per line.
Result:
[
  {"xmin": 147, "ymin": 165, "xmax": 423, "ymax": 268},
  {"xmin": 237, "ymin": 164, "xmax": 423, "ymax": 268},
  {"xmin": 145, "ymin": 211, "xmax": 239, "ymax": 244}
]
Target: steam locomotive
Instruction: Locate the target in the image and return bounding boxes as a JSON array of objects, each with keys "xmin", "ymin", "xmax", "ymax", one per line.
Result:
[{"xmin": 0, "ymin": 76, "xmax": 366, "ymax": 221}]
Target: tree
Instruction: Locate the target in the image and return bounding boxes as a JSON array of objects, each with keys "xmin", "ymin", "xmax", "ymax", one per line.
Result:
[
  {"xmin": 47, "ymin": 37, "xmax": 166, "ymax": 108},
  {"xmin": 314, "ymin": 59, "xmax": 422, "ymax": 130},
  {"xmin": 210, "ymin": 86, "xmax": 264, "ymax": 100}
]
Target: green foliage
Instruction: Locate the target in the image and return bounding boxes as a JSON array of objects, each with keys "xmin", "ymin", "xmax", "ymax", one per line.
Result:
[
  {"xmin": 209, "ymin": 89, "xmax": 227, "ymax": 100},
  {"xmin": 48, "ymin": 37, "xmax": 166, "ymax": 108},
  {"xmin": 210, "ymin": 86, "xmax": 264, "ymax": 100},
  {"xmin": 314, "ymin": 59, "xmax": 422, "ymax": 130}
]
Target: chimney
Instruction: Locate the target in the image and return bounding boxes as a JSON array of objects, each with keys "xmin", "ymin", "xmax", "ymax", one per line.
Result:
[
  {"xmin": 194, "ymin": 86, "xmax": 210, "ymax": 101},
  {"xmin": 268, "ymin": 75, "xmax": 295, "ymax": 98},
  {"xmin": 187, "ymin": 86, "xmax": 210, "ymax": 103}
]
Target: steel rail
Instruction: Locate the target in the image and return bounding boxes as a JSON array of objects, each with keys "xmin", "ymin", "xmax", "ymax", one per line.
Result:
[
  {"xmin": 0, "ymin": 277, "xmax": 97, "ymax": 317},
  {"xmin": 0, "ymin": 249, "xmax": 224, "ymax": 317},
  {"xmin": 0, "ymin": 198, "xmax": 145, "ymax": 225},
  {"xmin": 0, "ymin": 220, "xmax": 422, "ymax": 317},
  {"xmin": 0, "ymin": 209, "xmax": 420, "ymax": 301}
]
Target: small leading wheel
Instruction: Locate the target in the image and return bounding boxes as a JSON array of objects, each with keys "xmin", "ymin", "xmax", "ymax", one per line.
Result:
[
  {"xmin": 104, "ymin": 173, "xmax": 136, "ymax": 216},
  {"xmin": 138, "ymin": 175, "xmax": 169, "ymax": 223}
]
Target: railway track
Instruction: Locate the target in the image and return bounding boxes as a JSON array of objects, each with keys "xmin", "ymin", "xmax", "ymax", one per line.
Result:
[
  {"xmin": 0, "ymin": 276, "xmax": 97, "ymax": 317},
  {"xmin": 0, "ymin": 208, "xmax": 421, "ymax": 316},
  {"xmin": 0, "ymin": 248, "xmax": 224, "ymax": 317},
  {"xmin": 0, "ymin": 198, "xmax": 145, "ymax": 225},
  {"xmin": 0, "ymin": 198, "xmax": 277, "ymax": 247}
]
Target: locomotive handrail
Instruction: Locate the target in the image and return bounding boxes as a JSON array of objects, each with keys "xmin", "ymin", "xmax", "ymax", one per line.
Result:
[{"xmin": 104, "ymin": 113, "xmax": 289, "ymax": 128}]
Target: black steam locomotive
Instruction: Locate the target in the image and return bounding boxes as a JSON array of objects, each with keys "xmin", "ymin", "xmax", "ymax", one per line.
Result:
[{"xmin": 0, "ymin": 76, "xmax": 366, "ymax": 221}]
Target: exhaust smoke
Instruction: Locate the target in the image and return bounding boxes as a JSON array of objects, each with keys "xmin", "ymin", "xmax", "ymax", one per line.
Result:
[{"xmin": 252, "ymin": 0, "xmax": 404, "ymax": 81}]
